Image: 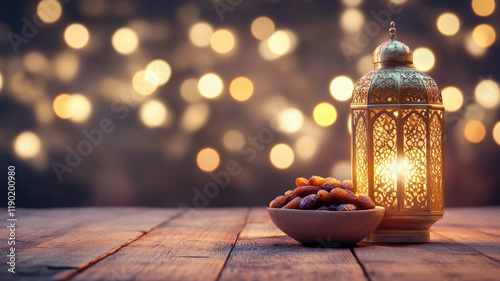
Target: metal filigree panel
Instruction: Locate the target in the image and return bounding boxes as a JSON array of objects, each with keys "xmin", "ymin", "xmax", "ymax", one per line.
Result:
[
  {"xmin": 402, "ymin": 109, "xmax": 427, "ymax": 210},
  {"xmin": 429, "ymin": 109, "xmax": 443, "ymax": 211},
  {"xmin": 352, "ymin": 71, "xmax": 377, "ymax": 104},
  {"xmin": 422, "ymin": 74, "xmax": 442, "ymax": 104},
  {"xmin": 372, "ymin": 110, "xmax": 398, "ymax": 210},
  {"xmin": 354, "ymin": 110, "xmax": 369, "ymax": 195},
  {"xmin": 369, "ymin": 69, "xmax": 398, "ymax": 103},
  {"xmin": 400, "ymin": 69, "xmax": 427, "ymax": 103}
]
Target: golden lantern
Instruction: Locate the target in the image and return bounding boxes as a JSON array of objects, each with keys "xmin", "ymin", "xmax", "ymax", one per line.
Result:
[{"xmin": 350, "ymin": 22, "xmax": 444, "ymax": 243}]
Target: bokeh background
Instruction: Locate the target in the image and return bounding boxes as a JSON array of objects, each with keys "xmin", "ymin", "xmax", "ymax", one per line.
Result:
[{"xmin": 0, "ymin": 0, "xmax": 499, "ymax": 208}]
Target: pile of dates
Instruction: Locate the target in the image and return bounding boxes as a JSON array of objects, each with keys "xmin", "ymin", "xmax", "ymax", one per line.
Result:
[{"xmin": 269, "ymin": 176, "xmax": 375, "ymax": 211}]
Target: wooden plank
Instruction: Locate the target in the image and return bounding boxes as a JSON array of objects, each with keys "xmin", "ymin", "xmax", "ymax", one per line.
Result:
[
  {"xmin": 0, "ymin": 207, "xmax": 179, "ymax": 281},
  {"xmin": 218, "ymin": 208, "xmax": 368, "ymax": 281},
  {"xmin": 70, "ymin": 208, "xmax": 249, "ymax": 281}
]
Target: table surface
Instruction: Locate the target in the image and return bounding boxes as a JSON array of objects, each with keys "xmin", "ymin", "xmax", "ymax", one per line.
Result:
[{"xmin": 0, "ymin": 207, "xmax": 499, "ymax": 281}]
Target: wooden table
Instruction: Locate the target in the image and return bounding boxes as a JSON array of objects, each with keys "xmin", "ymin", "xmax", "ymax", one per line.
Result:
[{"xmin": 1, "ymin": 207, "xmax": 499, "ymax": 281}]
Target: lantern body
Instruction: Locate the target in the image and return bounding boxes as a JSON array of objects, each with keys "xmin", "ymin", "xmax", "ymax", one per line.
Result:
[{"xmin": 350, "ymin": 24, "xmax": 444, "ymax": 243}]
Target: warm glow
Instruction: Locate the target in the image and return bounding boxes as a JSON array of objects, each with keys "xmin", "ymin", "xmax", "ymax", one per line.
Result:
[
  {"xmin": 472, "ymin": 24, "xmax": 496, "ymax": 47},
  {"xmin": 112, "ymin": 28, "xmax": 139, "ymax": 55},
  {"xmin": 472, "ymin": 0, "xmax": 496, "ymax": 17},
  {"xmin": 330, "ymin": 76, "xmax": 354, "ymax": 101},
  {"xmin": 251, "ymin": 16, "xmax": 275, "ymax": 40},
  {"xmin": 64, "ymin": 24, "xmax": 89, "ymax": 49},
  {"xmin": 464, "ymin": 33, "xmax": 487, "ymax": 57},
  {"xmin": 54, "ymin": 51, "xmax": 79, "ymax": 81},
  {"xmin": 389, "ymin": 0, "xmax": 407, "ymax": 4},
  {"xmin": 340, "ymin": 9, "xmax": 365, "ymax": 34},
  {"xmin": 145, "ymin": 60, "xmax": 172, "ymax": 86},
  {"xmin": 313, "ymin": 103, "xmax": 337, "ymax": 127},
  {"xmin": 198, "ymin": 73, "xmax": 223, "ymax": 99},
  {"xmin": 53, "ymin": 94, "xmax": 73, "ymax": 119},
  {"xmin": 348, "ymin": 115, "xmax": 352, "ymax": 135},
  {"xmin": 493, "ymin": 121, "xmax": 500, "ymax": 146},
  {"xmin": 0, "ymin": 72, "xmax": 3, "ymax": 92},
  {"xmin": 294, "ymin": 136, "xmax": 317, "ymax": 160},
  {"xmin": 436, "ymin": 13, "xmax": 460, "ymax": 36},
  {"xmin": 23, "ymin": 52, "xmax": 49, "ymax": 74},
  {"xmin": 475, "ymin": 79, "xmax": 500, "ymax": 109},
  {"xmin": 180, "ymin": 78, "xmax": 202, "ymax": 102},
  {"xmin": 223, "ymin": 130, "xmax": 245, "ymax": 152},
  {"xmin": 210, "ymin": 29, "xmax": 235, "ymax": 54},
  {"xmin": 67, "ymin": 94, "xmax": 92, "ymax": 123},
  {"xmin": 270, "ymin": 143, "xmax": 294, "ymax": 169},
  {"xmin": 332, "ymin": 161, "xmax": 352, "ymax": 181},
  {"xmin": 229, "ymin": 77, "xmax": 254, "ymax": 102},
  {"xmin": 181, "ymin": 102, "xmax": 210, "ymax": 132},
  {"xmin": 342, "ymin": 0, "xmax": 363, "ymax": 7},
  {"xmin": 35, "ymin": 99, "xmax": 54, "ymax": 124},
  {"xmin": 277, "ymin": 108, "xmax": 304, "ymax": 133},
  {"xmin": 413, "ymin": 48, "xmax": 435, "ymax": 72},
  {"xmin": 464, "ymin": 120, "xmax": 486, "ymax": 143},
  {"xmin": 197, "ymin": 148, "xmax": 220, "ymax": 172},
  {"xmin": 13, "ymin": 131, "xmax": 42, "ymax": 160},
  {"xmin": 356, "ymin": 54, "xmax": 373, "ymax": 76},
  {"xmin": 268, "ymin": 30, "xmax": 291, "ymax": 56},
  {"xmin": 139, "ymin": 100, "xmax": 168, "ymax": 128},
  {"xmin": 189, "ymin": 22, "xmax": 214, "ymax": 47},
  {"xmin": 37, "ymin": 0, "xmax": 62, "ymax": 23},
  {"xmin": 442, "ymin": 87, "xmax": 464, "ymax": 112},
  {"xmin": 259, "ymin": 39, "xmax": 279, "ymax": 60},
  {"xmin": 132, "ymin": 70, "xmax": 157, "ymax": 96}
]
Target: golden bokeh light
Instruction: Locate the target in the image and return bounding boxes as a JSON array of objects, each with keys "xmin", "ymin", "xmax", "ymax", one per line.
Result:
[
  {"xmin": 464, "ymin": 33, "xmax": 487, "ymax": 57},
  {"xmin": 112, "ymin": 28, "xmax": 139, "ymax": 55},
  {"xmin": 132, "ymin": 70, "xmax": 158, "ymax": 96},
  {"xmin": 145, "ymin": 60, "xmax": 172, "ymax": 86},
  {"xmin": 330, "ymin": 76, "xmax": 354, "ymax": 101},
  {"xmin": 181, "ymin": 102, "xmax": 210, "ymax": 132},
  {"xmin": 436, "ymin": 13, "xmax": 460, "ymax": 36},
  {"xmin": 294, "ymin": 136, "xmax": 317, "ymax": 160},
  {"xmin": 53, "ymin": 94, "xmax": 73, "ymax": 119},
  {"xmin": 313, "ymin": 102, "xmax": 337, "ymax": 127},
  {"xmin": 54, "ymin": 51, "xmax": 79, "ymax": 81},
  {"xmin": 259, "ymin": 39, "xmax": 279, "ymax": 60},
  {"xmin": 139, "ymin": 100, "xmax": 168, "ymax": 128},
  {"xmin": 356, "ymin": 54, "xmax": 373, "ymax": 76},
  {"xmin": 180, "ymin": 78, "xmax": 202, "ymax": 102},
  {"xmin": 442, "ymin": 86, "xmax": 464, "ymax": 112},
  {"xmin": 493, "ymin": 121, "xmax": 500, "ymax": 146},
  {"xmin": 268, "ymin": 30, "xmax": 291, "ymax": 56},
  {"xmin": 251, "ymin": 16, "xmax": 275, "ymax": 40},
  {"xmin": 37, "ymin": 0, "xmax": 62, "ymax": 23},
  {"xmin": 277, "ymin": 108, "xmax": 304, "ymax": 133},
  {"xmin": 472, "ymin": 24, "xmax": 496, "ymax": 48},
  {"xmin": 340, "ymin": 9, "xmax": 365, "ymax": 34},
  {"xmin": 464, "ymin": 120, "xmax": 486, "ymax": 143},
  {"xmin": 229, "ymin": 77, "xmax": 254, "ymax": 102},
  {"xmin": 0, "ymin": 72, "xmax": 3, "ymax": 92},
  {"xmin": 68, "ymin": 94, "xmax": 92, "ymax": 123},
  {"xmin": 13, "ymin": 131, "xmax": 42, "ymax": 160},
  {"xmin": 331, "ymin": 161, "xmax": 352, "ymax": 181},
  {"xmin": 342, "ymin": 0, "xmax": 363, "ymax": 7},
  {"xmin": 413, "ymin": 47, "xmax": 435, "ymax": 72},
  {"xmin": 472, "ymin": 0, "xmax": 496, "ymax": 17},
  {"xmin": 270, "ymin": 143, "xmax": 294, "ymax": 169},
  {"xmin": 196, "ymin": 148, "xmax": 220, "ymax": 172},
  {"xmin": 198, "ymin": 73, "xmax": 223, "ymax": 99},
  {"xmin": 23, "ymin": 51, "xmax": 49, "ymax": 74},
  {"xmin": 223, "ymin": 130, "xmax": 245, "ymax": 152},
  {"xmin": 64, "ymin": 23, "xmax": 89, "ymax": 49},
  {"xmin": 210, "ymin": 29, "xmax": 235, "ymax": 54},
  {"xmin": 189, "ymin": 22, "xmax": 214, "ymax": 47},
  {"xmin": 475, "ymin": 79, "xmax": 500, "ymax": 109},
  {"xmin": 389, "ymin": 0, "xmax": 407, "ymax": 4}
]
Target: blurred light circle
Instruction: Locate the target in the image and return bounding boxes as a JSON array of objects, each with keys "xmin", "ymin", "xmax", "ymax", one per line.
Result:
[
  {"xmin": 340, "ymin": 9, "xmax": 365, "ymax": 34},
  {"xmin": 132, "ymin": 70, "xmax": 157, "ymax": 96},
  {"xmin": 277, "ymin": 108, "xmax": 304, "ymax": 133},
  {"xmin": 68, "ymin": 94, "xmax": 92, "ymax": 123},
  {"xmin": 331, "ymin": 161, "xmax": 352, "ymax": 181},
  {"xmin": 268, "ymin": 30, "xmax": 291, "ymax": 56},
  {"xmin": 472, "ymin": 24, "xmax": 496, "ymax": 47},
  {"xmin": 197, "ymin": 148, "xmax": 220, "ymax": 172},
  {"xmin": 37, "ymin": 0, "xmax": 62, "ymax": 23},
  {"xmin": 54, "ymin": 51, "xmax": 79, "ymax": 82},
  {"xmin": 145, "ymin": 60, "xmax": 172, "ymax": 86},
  {"xmin": 493, "ymin": 121, "xmax": 500, "ymax": 146},
  {"xmin": 64, "ymin": 23, "xmax": 89, "ymax": 49},
  {"xmin": 464, "ymin": 33, "xmax": 487, "ymax": 57},
  {"xmin": 13, "ymin": 131, "xmax": 42, "ymax": 160},
  {"xmin": 342, "ymin": 0, "xmax": 363, "ymax": 7},
  {"xmin": 189, "ymin": 22, "xmax": 214, "ymax": 47},
  {"xmin": 389, "ymin": 0, "xmax": 407, "ymax": 3},
  {"xmin": 259, "ymin": 39, "xmax": 279, "ymax": 60},
  {"xmin": 294, "ymin": 136, "xmax": 317, "ymax": 160},
  {"xmin": 413, "ymin": 47, "xmax": 435, "ymax": 72},
  {"xmin": 180, "ymin": 78, "xmax": 202, "ymax": 102},
  {"xmin": 270, "ymin": 143, "xmax": 294, "ymax": 169},
  {"xmin": 330, "ymin": 76, "xmax": 354, "ymax": 101},
  {"xmin": 251, "ymin": 16, "xmax": 275, "ymax": 40},
  {"xmin": 229, "ymin": 77, "xmax": 254, "ymax": 102},
  {"xmin": 313, "ymin": 102, "xmax": 337, "ymax": 127},
  {"xmin": 53, "ymin": 94, "xmax": 73, "ymax": 119},
  {"xmin": 356, "ymin": 54, "xmax": 373, "ymax": 76},
  {"xmin": 464, "ymin": 120, "xmax": 486, "ymax": 143},
  {"xmin": 436, "ymin": 13, "xmax": 460, "ymax": 36},
  {"xmin": 112, "ymin": 28, "xmax": 139, "ymax": 55},
  {"xmin": 181, "ymin": 102, "xmax": 210, "ymax": 132},
  {"xmin": 472, "ymin": 0, "xmax": 496, "ymax": 17},
  {"xmin": 210, "ymin": 29, "xmax": 235, "ymax": 54},
  {"xmin": 23, "ymin": 52, "xmax": 49, "ymax": 74},
  {"xmin": 442, "ymin": 86, "xmax": 464, "ymax": 112},
  {"xmin": 198, "ymin": 73, "xmax": 223, "ymax": 99},
  {"xmin": 475, "ymin": 79, "xmax": 500, "ymax": 109},
  {"xmin": 0, "ymin": 72, "xmax": 3, "ymax": 92},
  {"xmin": 223, "ymin": 130, "xmax": 245, "ymax": 152},
  {"xmin": 139, "ymin": 100, "xmax": 168, "ymax": 128}
]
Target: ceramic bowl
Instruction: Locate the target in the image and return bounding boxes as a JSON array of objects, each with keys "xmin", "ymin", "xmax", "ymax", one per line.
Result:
[{"xmin": 267, "ymin": 206, "xmax": 385, "ymax": 246}]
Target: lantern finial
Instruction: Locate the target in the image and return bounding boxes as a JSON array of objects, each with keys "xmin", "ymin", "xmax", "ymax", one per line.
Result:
[{"xmin": 389, "ymin": 21, "xmax": 396, "ymax": 39}]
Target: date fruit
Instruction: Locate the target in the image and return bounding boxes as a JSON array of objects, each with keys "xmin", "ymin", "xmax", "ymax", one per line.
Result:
[
  {"xmin": 341, "ymin": 180, "xmax": 354, "ymax": 191},
  {"xmin": 269, "ymin": 195, "xmax": 288, "ymax": 208},
  {"xmin": 330, "ymin": 188, "xmax": 357, "ymax": 204},
  {"xmin": 336, "ymin": 204, "xmax": 357, "ymax": 211},
  {"xmin": 309, "ymin": 175, "xmax": 327, "ymax": 187},
  {"xmin": 317, "ymin": 190, "xmax": 335, "ymax": 205},
  {"xmin": 295, "ymin": 177, "xmax": 310, "ymax": 187},
  {"xmin": 300, "ymin": 194, "xmax": 321, "ymax": 210},
  {"xmin": 289, "ymin": 185, "xmax": 321, "ymax": 198},
  {"xmin": 356, "ymin": 194, "xmax": 375, "ymax": 210},
  {"xmin": 282, "ymin": 197, "xmax": 301, "ymax": 209},
  {"xmin": 321, "ymin": 177, "xmax": 342, "ymax": 191}
]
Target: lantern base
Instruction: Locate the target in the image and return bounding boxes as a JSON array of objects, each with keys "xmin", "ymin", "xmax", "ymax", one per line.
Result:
[{"xmin": 364, "ymin": 214, "xmax": 443, "ymax": 244}]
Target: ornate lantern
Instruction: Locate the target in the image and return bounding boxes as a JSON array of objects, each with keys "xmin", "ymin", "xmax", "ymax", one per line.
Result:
[{"xmin": 350, "ymin": 22, "xmax": 444, "ymax": 243}]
